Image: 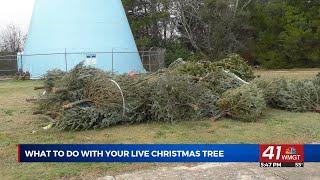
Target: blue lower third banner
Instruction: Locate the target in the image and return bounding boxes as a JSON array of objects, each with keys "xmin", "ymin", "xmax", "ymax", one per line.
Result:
[{"xmin": 18, "ymin": 144, "xmax": 320, "ymax": 163}]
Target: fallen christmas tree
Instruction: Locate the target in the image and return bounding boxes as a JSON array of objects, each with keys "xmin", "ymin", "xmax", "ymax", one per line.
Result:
[
  {"xmin": 217, "ymin": 84, "xmax": 266, "ymax": 122},
  {"xmin": 37, "ymin": 66, "xmax": 223, "ymax": 131},
  {"xmin": 32, "ymin": 54, "xmax": 263, "ymax": 131},
  {"xmin": 253, "ymin": 74, "xmax": 320, "ymax": 112},
  {"xmin": 31, "ymin": 55, "xmax": 319, "ymax": 131}
]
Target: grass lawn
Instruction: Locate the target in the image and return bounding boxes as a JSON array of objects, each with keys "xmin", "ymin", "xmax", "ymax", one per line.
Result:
[
  {"xmin": 0, "ymin": 69, "xmax": 319, "ymax": 179},
  {"xmin": 254, "ymin": 68, "xmax": 320, "ymax": 80}
]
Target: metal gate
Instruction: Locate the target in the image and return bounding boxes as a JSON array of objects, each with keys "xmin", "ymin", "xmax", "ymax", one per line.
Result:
[{"xmin": 0, "ymin": 54, "xmax": 17, "ymax": 76}]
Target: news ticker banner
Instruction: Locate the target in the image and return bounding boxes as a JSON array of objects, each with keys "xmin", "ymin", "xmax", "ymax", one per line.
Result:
[{"xmin": 18, "ymin": 144, "xmax": 320, "ymax": 167}]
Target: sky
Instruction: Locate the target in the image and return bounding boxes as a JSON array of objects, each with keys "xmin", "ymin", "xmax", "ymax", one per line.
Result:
[{"xmin": 0, "ymin": 0, "xmax": 35, "ymax": 32}]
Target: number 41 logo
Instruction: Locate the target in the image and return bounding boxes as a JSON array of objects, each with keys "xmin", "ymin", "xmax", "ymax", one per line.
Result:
[
  {"xmin": 260, "ymin": 144, "xmax": 304, "ymax": 163},
  {"xmin": 262, "ymin": 146, "xmax": 282, "ymax": 160}
]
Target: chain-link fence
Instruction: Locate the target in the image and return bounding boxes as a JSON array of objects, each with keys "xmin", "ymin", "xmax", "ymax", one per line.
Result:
[
  {"xmin": 0, "ymin": 48, "xmax": 166, "ymax": 77},
  {"xmin": 140, "ymin": 48, "xmax": 166, "ymax": 72},
  {"xmin": 0, "ymin": 54, "xmax": 17, "ymax": 76}
]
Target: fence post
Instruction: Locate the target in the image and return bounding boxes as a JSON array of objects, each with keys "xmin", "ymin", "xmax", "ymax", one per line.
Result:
[
  {"xmin": 20, "ymin": 53, "xmax": 23, "ymax": 75},
  {"xmin": 148, "ymin": 51, "xmax": 152, "ymax": 72},
  {"xmin": 112, "ymin": 48, "xmax": 114, "ymax": 74},
  {"xmin": 65, "ymin": 48, "xmax": 68, "ymax": 72},
  {"xmin": 141, "ymin": 50, "xmax": 145, "ymax": 69}
]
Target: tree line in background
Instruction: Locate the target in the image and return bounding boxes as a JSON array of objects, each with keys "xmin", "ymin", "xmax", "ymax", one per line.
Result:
[
  {"xmin": 0, "ymin": 0, "xmax": 318, "ymax": 69},
  {"xmin": 123, "ymin": 0, "xmax": 320, "ymax": 68}
]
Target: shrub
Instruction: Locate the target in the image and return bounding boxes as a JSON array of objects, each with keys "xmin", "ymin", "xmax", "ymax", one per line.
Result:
[
  {"xmin": 217, "ymin": 84, "xmax": 267, "ymax": 121},
  {"xmin": 164, "ymin": 43, "xmax": 193, "ymax": 66}
]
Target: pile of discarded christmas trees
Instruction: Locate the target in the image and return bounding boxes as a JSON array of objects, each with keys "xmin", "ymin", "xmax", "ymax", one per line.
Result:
[{"xmin": 31, "ymin": 54, "xmax": 320, "ymax": 131}]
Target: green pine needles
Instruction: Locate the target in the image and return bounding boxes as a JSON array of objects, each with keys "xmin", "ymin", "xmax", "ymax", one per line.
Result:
[
  {"xmin": 254, "ymin": 77, "xmax": 320, "ymax": 112},
  {"xmin": 33, "ymin": 56, "xmax": 319, "ymax": 131}
]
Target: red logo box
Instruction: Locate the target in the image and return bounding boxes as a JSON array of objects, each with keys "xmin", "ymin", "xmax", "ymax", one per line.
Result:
[{"xmin": 260, "ymin": 144, "xmax": 304, "ymax": 163}]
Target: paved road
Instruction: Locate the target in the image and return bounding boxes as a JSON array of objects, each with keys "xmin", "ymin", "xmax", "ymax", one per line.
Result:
[{"xmin": 99, "ymin": 163, "xmax": 320, "ymax": 180}]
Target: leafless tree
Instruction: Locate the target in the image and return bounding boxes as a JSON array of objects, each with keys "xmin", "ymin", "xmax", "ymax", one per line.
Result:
[
  {"xmin": 0, "ymin": 24, "xmax": 26, "ymax": 53},
  {"xmin": 172, "ymin": 0, "xmax": 253, "ymax": 59}
]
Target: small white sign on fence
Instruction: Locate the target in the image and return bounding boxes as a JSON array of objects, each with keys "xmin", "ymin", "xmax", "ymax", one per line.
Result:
[{"xmin": 85, "ymin": 54, "xmax": 97, "ymax": 66}]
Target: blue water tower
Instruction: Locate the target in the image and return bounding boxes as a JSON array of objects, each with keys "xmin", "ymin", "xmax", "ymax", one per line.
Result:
[{"xmin": 21, "ymin": 0, "xmax": 145, "ymax": 79}]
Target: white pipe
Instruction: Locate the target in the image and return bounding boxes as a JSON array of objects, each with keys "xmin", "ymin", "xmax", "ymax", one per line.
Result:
[
  {"xmin": 108, "ymin": 79, "xmax": 126, "ymax": 116},
  {"xmin": 223, "ymin": 70, "xmax": 249, "ymax": 85}
]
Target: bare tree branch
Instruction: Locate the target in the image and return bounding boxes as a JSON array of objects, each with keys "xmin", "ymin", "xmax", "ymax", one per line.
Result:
[{"xmin": 0, "ymin": 24, "xmax": 26, "ymax": 53}]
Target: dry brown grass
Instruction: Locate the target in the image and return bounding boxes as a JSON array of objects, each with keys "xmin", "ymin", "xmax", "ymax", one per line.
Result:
[{"xmin": 255, "ymin": 68, "xmax": 319, "ymax": 80}]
